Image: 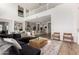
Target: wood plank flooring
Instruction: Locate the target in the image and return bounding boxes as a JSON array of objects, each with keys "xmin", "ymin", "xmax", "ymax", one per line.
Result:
[{"xmin": 58, "ymin": 41, "xmax": 79, "ymax": 55}]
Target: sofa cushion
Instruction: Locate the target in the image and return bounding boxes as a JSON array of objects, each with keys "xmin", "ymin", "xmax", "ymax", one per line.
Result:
[{"xmin": 19, "ymin": 45, "xmax": 41, "ymax": 55}]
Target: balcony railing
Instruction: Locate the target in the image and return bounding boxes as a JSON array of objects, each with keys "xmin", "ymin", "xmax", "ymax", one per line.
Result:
[{"xmin": 26, "ymin": 3, "xmax": 60, "ymax": 17}]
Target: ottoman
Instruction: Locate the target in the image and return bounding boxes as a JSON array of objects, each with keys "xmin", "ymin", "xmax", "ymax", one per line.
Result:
[{"xmin": 29, "ymin": 38, "xmax": 48, "ymax": 48}]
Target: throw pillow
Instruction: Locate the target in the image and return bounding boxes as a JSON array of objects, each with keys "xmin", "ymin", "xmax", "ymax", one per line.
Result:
[{"xmin": 3, "ymin": 38, "xmax": 22, "ymax": 49}]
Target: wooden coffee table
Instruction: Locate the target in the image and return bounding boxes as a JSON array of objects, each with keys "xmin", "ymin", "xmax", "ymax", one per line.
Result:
[{"xmin": 29, "ymin": 38, "xmax": 48, "ymax": 48}]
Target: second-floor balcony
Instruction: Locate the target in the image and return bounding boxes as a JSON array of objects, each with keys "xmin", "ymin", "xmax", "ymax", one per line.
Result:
[{"xmin": 26, "ymin": 3, "xmax": 61, "ymax": 17}]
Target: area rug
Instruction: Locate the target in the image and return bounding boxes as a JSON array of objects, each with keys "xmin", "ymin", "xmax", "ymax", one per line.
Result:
[{"xmin": 40, "ymin": 40, "xmax": 62, "ymax": 55}]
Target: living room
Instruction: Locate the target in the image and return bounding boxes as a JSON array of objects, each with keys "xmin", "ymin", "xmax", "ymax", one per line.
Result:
[{"xmin": 0, "ymin": 3, "xmax": 79, "ymax": 55}]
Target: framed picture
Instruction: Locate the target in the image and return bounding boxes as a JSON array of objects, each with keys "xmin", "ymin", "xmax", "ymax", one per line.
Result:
[{"xmin": 18, "ymin": 5, "xmax": 24, "ymax": 17}]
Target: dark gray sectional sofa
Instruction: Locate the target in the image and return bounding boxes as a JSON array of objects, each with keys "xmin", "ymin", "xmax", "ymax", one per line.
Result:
[{"xmin": 0, "ymin": 33, "xmax": 41, "ymax": 55}]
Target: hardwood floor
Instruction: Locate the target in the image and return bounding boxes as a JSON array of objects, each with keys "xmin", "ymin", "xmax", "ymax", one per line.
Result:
[{"xmin": 58, "ymin": 41, "xmax": 79, "ymax": 55}]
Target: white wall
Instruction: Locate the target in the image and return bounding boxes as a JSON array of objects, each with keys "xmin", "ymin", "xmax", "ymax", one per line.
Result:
[
  {"xmin": 76, "ymin": 4, "xmax": 79, "ymax": 44},
  {"xmin": 51, "ymin": 4, "xmax": 77, "ymax": 42},
  {"xmin": 0, "ymin": 3, "xmax": 25, "ymax": 33},
  {"xmin": 0, "ymin": 3, "xmax": 25, "ymax": 21}
]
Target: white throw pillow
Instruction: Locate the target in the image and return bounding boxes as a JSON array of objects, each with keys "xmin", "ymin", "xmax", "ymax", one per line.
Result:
[
  {"xmin": 26, "ymin": 32, "xmax": 31, "ymax": 36},
  {"xmin": 31, "ymin": 31, "xmax": 35, "ymax": 36},
  {"xmin": 3, "ymin": 38, "xmax": 22, "ymax": 49}
]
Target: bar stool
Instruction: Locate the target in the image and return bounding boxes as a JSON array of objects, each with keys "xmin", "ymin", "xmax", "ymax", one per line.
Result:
[
  {"xmin": 52, "ymin": 32, "xmax": 60, "ymax": 41},
  {"xmin": 63, "ymin": 33, "xmax": 73, "ymax": 43}
]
